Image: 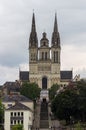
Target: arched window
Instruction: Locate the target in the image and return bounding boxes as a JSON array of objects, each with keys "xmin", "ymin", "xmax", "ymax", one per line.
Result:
[
  {"xmin": 54, "ymin": 51, "xmax": 55, "ymax": 62},
  {"xmin": 42, "ymin": 52, "xmax": 44, "ymax": 60},
  {"xmin": 56, "ymin": 51, "xmax": 58, "ymax": 63},
  {"xmin": 45, "ymin": 52, "xmax": 47, "ymax": 60}
]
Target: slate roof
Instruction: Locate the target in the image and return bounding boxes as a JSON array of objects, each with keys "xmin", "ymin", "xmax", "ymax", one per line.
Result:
[
  {"xmin": 3, "ymin": 81, "xmax": 20, "ymax": 92},
  {"xmin": 60, "ymin": 71, "xmax": 72, "ymax": 80},
  {"xmin": 2, "ymin": 94, "xmax": 32, "ymax": 102},
  {"xmin": 6, "ymin": 102, "xmax": 32, "ymax": 112},
  {"xmin": 19, "ymin": 71, "xmax": 29, "ymax": 81},
  {"xmin": 19, "ymin": 70, "xmax": 72, "ymax": 81}
]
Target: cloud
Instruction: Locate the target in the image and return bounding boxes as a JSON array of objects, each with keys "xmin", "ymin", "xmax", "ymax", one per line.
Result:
[
  {"xmin": 0, "ymin": 65, "xmax": 18, "ymax": 85},
  {"xmin": 0, "ymin": 0, "xmax": 86, "ymax": 84}
]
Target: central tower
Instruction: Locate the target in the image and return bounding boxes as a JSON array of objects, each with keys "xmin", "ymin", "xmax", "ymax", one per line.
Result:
[{"xmin": 29, "ymin": 13, "xmax": 61, "ymax": 89}]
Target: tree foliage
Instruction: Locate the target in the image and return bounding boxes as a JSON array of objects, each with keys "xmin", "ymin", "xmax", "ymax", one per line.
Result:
[
  {"xmin": 12, "ymin": 124, "xmax": 23, "ymax": 130},
  {"xmin": 49, "ymin": 83, "xmax": 60, "ymax": 101},
  {"xmin": 20, "ymin": 82, "xmax": 41, "ymax": 100},
  {"xmin": 51, "ymin": 89, "xmax": 78, "ymax": 123},
  {"xmin": 51, "ymin": 80, "xmax": 86, "ymax": 123},
  {"xmin": 0, "ymin": 99, "xmax": 4, "ymax": 125}
]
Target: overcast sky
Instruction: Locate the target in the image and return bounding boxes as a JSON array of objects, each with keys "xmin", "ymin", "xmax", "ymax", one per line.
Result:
[{"xmin": 0, "ymin": 0, "xmax": 86, "ymax": 85}]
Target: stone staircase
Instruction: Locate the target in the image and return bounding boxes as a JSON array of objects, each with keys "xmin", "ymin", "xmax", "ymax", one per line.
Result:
[{"xmin": 40, "ymin": 100, "xmax": 49, "ymax": 129}]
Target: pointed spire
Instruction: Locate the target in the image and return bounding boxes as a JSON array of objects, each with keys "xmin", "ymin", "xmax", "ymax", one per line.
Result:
[
  {"xmin": 29, "ymin": 12, "xmax": 38, "ymax": 47},
  {"xmin": 51, "ymin": 13, "xmax": 60, "ymax": 47},
  {"xmin": 31, "ymin": 12, "xmax": 36, "ymax": 33},
  {"xmin": 54, "ymin": 13, "xmax": 58, "ymax": 33}
]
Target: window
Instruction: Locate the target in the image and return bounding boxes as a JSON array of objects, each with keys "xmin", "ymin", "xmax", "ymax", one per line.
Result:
[
  {"xmin": 18, "ymin": 112, "xmax": 20, "ymax": 116},
  {"xmin": 11, "ymin": 112, "xmax": 13, "ymax": 116},
  {"xmin": 42, "ymin": 52, "xmax": 44, "ymax": 60},
  {"xmin": 54, "ymin": 51, "xmax": 55, "ymax": 62},
  {"xmin": 56, "ymin": 51, "xmax": 58, "ymax": 63},
  {"xmin": 45, "ymin": 52, "xmax": 47, "ymax": 60},
  {"xmin": 14, "ymin": 112, "xmax": 16, "ymax": 116},
  {"xmin": 14, "ymin": 120, "xmax": 16, "ymax": 124},
  {"xmin": 11, "ymin": 120, "xmax": 13, "ymax": 125},
  {"xmin": 21, "ymin": 112, "xmax": 23, "ymax": 116},
  {"xmin": 21, "ymin": 120, "xmax": 23, "ymax": 124}
]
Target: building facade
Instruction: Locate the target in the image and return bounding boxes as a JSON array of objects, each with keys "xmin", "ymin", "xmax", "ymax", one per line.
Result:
[
  {"xmin": 4, "ymin": 102, "xmax": 33, "ymax": 130},
  {"xmin": 29, "ymin": 13, "xmax": 61, "ymax": 89}
]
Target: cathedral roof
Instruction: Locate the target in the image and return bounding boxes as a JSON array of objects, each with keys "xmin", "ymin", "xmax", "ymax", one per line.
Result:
[
  {"xmin": 60, "ymin": 71, "xmax": 73, "ymax": 80},
  {"xmin": 19, "ymin": 71, "xmax": 29, "ymax": 81},
  {"xmin": 19, "ymin": 71, "xmax": 73, "ymax": 82}
]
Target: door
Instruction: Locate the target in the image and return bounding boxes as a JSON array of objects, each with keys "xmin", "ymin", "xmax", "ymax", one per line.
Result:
[{"xmin": 42, "ymin": 77, "xmax": 47, "ymax": 89}]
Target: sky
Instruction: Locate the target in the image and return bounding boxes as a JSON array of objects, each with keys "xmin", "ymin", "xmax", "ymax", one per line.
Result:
[{"xmin": 0, "ymin": 0, "xmax": 86, "ymax": 85}]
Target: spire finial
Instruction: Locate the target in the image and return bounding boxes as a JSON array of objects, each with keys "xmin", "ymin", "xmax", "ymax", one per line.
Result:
[{"xmin": 31, "ymin": 11, "xmax": 36, "ymax": 33}]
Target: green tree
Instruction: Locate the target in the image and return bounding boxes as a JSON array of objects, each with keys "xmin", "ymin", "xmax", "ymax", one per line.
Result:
[
  {"xmin": 49, "ymin": 83, "xmax": 60, "ymax": 101},
  {"xmin": 76, "ymin": 121, "xmax": 82, "ymax": 130},
  {"xmin": 51, "ymin": 89, "xmax": 78, "ymax": 123},
  {"xmin": 76, "ymin": 80, "xmax": 86, "ymax": 122},
  {"xmin": 20, "ymin": 82, "xmax": 41, "ymax": 101},
  {"xmin": 0, "ymin": 99, "xmax": 4, "ymax": 127},
  {"xmin": 12, "ymin": 124, "xmax": 23, "ymax": 130}
]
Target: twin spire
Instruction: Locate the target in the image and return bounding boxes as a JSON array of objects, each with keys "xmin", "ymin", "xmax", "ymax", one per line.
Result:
[
  {"xmin": 31, "ymin": 12, "xmax": 36, "ymax": 33},
  {"xmin": 29, "ymin": 12, "xmax": 60, "ymax": 48},
  {"xmin": 54, "ymin": 13, "xmax": 58, "ymax": 33}
]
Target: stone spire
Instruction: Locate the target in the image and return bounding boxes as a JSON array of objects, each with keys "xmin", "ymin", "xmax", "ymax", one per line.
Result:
[
  {"xmin": 54, "ymin": 13, "xmax": 58, "ymax": 33},
  {"xmin": 52, "ymin": 13, "xmax": 60, "ymax": 47},
  {"xmin": 29, "ymin": 12, "xmax": 38, "ymax": 47}
]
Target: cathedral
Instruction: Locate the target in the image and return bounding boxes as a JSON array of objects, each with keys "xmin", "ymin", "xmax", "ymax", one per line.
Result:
[{"xmin": 19, "ymin": 13, "xmax": 72, "ymax": 89}]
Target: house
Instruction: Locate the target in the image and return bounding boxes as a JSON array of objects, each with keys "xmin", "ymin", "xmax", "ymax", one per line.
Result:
[
  {"xmin": 4, "ymin": 102, "xmax": 33, "ymax": 130},
  {"xmin": 2, "ymin": 81, "xmax": 20, "ymax": 96},
  {"xmin": 2, "ymin": 94, "xmax": 34, "ymax": 111}
]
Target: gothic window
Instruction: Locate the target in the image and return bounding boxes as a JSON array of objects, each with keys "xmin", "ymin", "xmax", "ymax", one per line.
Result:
[
  {"xmin": 45, "ymin": 52, "xmax": 47, "ymax": 60},
  {"xmin": 56, "ymin": 51, "xmax": 58, "ymax": 63},
  {"xmin": 54, "ymin": 51, "xmax": 55, "ymax": 62},
  {"xmin": 42, "ymin": 52, "xmax": 44, "ymax": 60}
]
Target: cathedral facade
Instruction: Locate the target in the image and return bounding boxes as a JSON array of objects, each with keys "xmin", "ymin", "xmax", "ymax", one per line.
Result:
[
  {"xmin": 29, "ymin": 13, "xmax": 61, "ymax": 89},
  {"xmin": 19, "ymin": 13, "xmax": 72, "ymax": 88}
]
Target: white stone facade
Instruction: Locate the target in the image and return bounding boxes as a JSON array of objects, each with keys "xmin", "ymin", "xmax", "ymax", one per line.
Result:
[{"xmin": 4, "ymin": 109, "xmax": 33, "ymax": 130}]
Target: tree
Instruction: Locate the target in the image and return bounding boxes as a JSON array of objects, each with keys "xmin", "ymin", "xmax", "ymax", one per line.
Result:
[
  {"xmin": 20, "ymin": 82, "xmax": 41, "ymax": 101},
  {"xmin": 0, "ymin": 100, "xmax": 4, "ymax": 127},
  {"xmin": 12, "ymin": 124, "xmax": 23, "ymax": 130},
  {"xmin": 76, "ymin": 80, "xmax": 86, "ymax": 122},
  {"xmin": 49, "ymin": 83, "xmax": 60, "ymax": 101},
  {"xmin": 51, "ymin": 89, "xmax": 78, "ymax": 123},
  {"xmin": 76, "ymin": 121, "xmax": 82, "ymax": 130}
]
